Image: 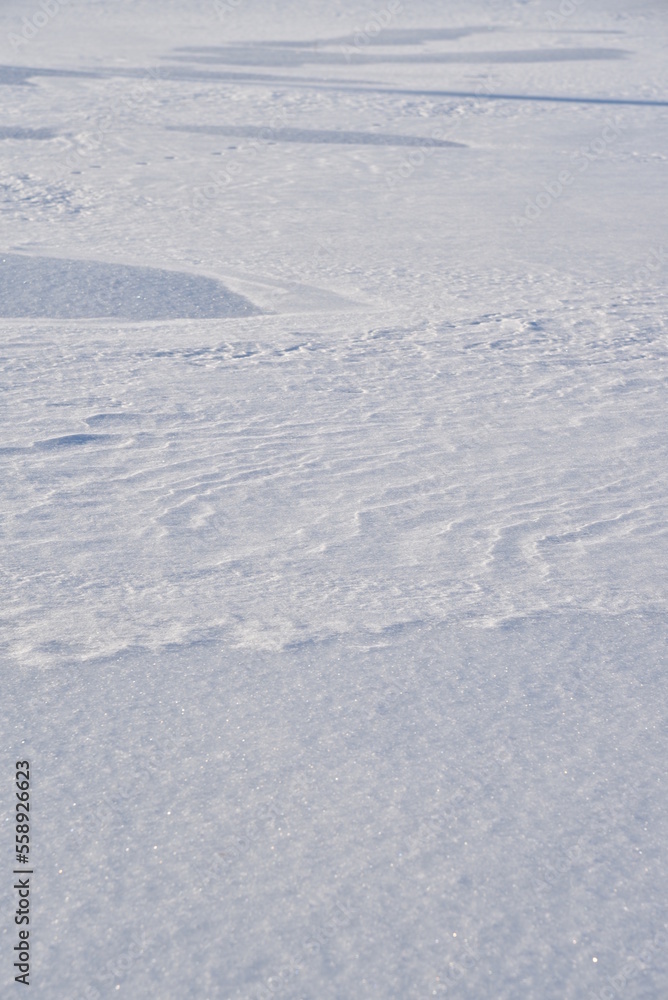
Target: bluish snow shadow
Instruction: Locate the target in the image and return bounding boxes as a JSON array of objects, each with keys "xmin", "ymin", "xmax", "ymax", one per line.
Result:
[
  {"xmin": 0, "ymin": 126, "xmax": 56, "ymax": 139},
  {"xmin": 167, "ymin": 125, "xmax": 466, "ymax": 148},
  {"xmin": 342, "ymin": 85, "xmax": 668, "ymax": 108},
  {"xmin": 0, "ymin": 255, "xmax": 260, "ymax": 320},
  {"xmin": 258, "ymin": 27, "xmax": 503, "ymax": 47},
  {"xmin": 166, "ymin": 46, "xmax": 629, "ymax": 67},
  {"xmin": 252, "ymin": 27, "xmax": 626, "ymax": 47},
  {"xmin": 0, "ymin": 65, "xmax": 99, "ymax": 86}
]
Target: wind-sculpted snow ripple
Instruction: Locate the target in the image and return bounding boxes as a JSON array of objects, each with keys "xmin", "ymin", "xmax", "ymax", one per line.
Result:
[{"xmin": 1, "ymin": 307, "xmax": 666, "ymax": 668}]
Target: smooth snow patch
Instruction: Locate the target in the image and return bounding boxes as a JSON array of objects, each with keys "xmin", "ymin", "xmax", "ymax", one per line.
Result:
[{"xmin": 0, "ymin": 254, "xmax": 260, "ymax": 320}]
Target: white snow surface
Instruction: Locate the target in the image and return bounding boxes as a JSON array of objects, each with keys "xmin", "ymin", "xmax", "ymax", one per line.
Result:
[{"xmin": 1, "ymin": 0, "xmax": 667, "ymax": 997}]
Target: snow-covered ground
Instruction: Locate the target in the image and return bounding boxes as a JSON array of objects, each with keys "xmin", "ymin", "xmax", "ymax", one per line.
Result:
[{"xmin": 1, "ymin": 1, "xmax": 667, "ymax": 997}]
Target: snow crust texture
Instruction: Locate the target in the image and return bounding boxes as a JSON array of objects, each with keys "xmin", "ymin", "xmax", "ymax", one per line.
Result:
[{"xmin": 0, "ymin": 0, "xmax": 667, "ymax": 998}]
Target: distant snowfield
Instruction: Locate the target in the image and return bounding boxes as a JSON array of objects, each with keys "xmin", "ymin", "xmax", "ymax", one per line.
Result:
[{"xmin": 1, "ymin": 1, "xmax": 667, "ymax": 998}]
